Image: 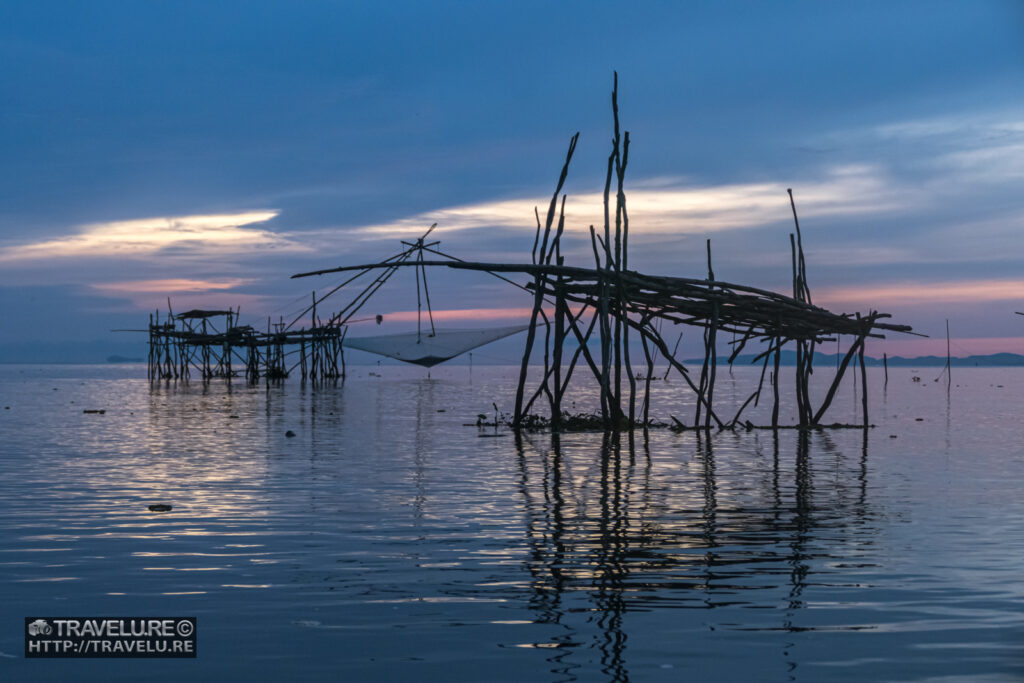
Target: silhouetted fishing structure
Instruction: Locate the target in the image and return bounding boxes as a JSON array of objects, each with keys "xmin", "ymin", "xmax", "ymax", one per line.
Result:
[
  {"xmin": 146, "ymin": 303, "xmax": 346, "ymax": 382},
  {"xmin": 144, "ymin": 225, "xmax": 522, "ymax": 381},
  {"xmin": 292, "ymin": 74, "xmax": 914, "ymax": 432}
]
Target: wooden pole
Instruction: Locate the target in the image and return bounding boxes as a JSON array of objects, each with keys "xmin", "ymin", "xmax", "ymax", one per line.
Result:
[
  {"xmin": 514, "ymin": 134, "xmax": 579, "ymax": 427},
  {"xmin": 859, "ymin": 335, "xmax": 869, "ymax": 428},
  {"xmin": 704, "ymin": 240, "xmax": 717, "ymax": 430},
  {"xmin": 772, "ymin": 338, "xmax": 781, "ymax": 429},
  {"xmin": 641, "ymin": 329, "xmax": 653, "ymax": 426},
  {"xmin": 663, "ymin": 332, "xmax": 682, "ymax": 380},
  {"xmin": 945, "ymin": 319, "xmax": 951, "ymax": 390},
  {"xmin": 812, "ymin": 333, "xmax": 865, "ymax": 425},
  {"xmin": 552, "ymin": 284, "xmax": 565, "ymax": 431}
]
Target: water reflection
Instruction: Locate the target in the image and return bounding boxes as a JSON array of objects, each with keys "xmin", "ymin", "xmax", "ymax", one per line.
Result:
[
  {"xmin": 514, "ymin": 428, "xmax": 877, "ymax": 680},
  {"xmin": 5, "ymin": 366, "xmax": 1024, "ymax": 680}
]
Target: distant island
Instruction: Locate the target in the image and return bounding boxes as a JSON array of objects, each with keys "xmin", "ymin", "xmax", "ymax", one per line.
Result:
[
  {"xmin": 106, "ymin": 355, "xmax": 145, "ymax": 363},
  {"xmin": 717, "ymin": 351, "xmax": 1024, "ymax": 368},
  {"xmin": 0, "ymin": 349, "xmax": 1022, "ymax": 367}
]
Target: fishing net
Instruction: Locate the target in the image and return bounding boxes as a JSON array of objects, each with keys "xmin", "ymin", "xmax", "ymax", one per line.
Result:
[{"xmin": 342, "ymin": 325, "xmax": 529, "ymax": 367}]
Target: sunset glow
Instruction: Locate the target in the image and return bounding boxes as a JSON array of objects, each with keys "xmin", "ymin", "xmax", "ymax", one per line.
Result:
[
  {"xmin": 92, "ymin": 278, "xmax": 254, "ymax": 294},
  {"xmin": 0, "ymin": 211, "xmax": 291, "ymax": 262},
  {"xmin": 818, "ymin": 279, "xmax": 1024, "ymax": 307},
  {"xmin": 353, "ymin": 165, "xmax": 903, "ymax": 240}
]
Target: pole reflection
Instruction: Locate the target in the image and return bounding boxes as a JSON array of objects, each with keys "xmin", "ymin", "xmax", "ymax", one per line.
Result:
[{"xmin": 515, "ymin": 428, "xmax": 877, "ymax": 681}]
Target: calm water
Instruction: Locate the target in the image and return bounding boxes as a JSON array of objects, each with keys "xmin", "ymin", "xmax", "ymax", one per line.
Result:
[{"xmin": 1, "ymin": 363, "xmax": 1023, "ymax": 681}]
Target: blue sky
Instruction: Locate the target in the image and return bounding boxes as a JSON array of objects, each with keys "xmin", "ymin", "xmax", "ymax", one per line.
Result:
[{"xmin": 2, "ymin": 1, "xmax": 1023, "ymax": 361}]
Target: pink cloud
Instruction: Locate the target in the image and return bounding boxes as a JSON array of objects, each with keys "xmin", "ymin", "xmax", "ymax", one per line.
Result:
[
  {"xmin": 92, "ymin": 278, "xmax": 253, "ymax": 293},
  {"xmin": 817, "ymin": 279, "xmax": 1024, "ymax": 308},
  {"xmin": 0, "ymin": 210, "xmax": 293, "ymax": 262},
  {"xmin": 128, "ymin": 292, "xmax": 277, "ymax": 316},
  {"xmin": 381, "ymin": 306, "xmax": 543, "ymax": 323}
]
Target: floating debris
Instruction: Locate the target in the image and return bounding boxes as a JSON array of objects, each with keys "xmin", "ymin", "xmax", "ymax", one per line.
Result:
[
  {"xmin": 82, "ymin": 409, "xmax": 106, "ymax": 414},
  {"xmin": 285, "ymin": 430, "xmax": 296, "ymax": 437},
  {"xmin": 148, "ymin": 504, "xmax": 173, "ymax": 512}
]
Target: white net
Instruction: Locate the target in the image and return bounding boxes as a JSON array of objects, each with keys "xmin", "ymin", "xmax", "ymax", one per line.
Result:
[{"xmin": 342, "ymin": 325, "xmax": 529, "ymax": 367}]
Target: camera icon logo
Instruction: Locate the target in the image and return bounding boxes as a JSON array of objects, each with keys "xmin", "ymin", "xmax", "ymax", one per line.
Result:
[{"xmin": 27, "ymin": 619, "xmax": 52, "ymax": 637}]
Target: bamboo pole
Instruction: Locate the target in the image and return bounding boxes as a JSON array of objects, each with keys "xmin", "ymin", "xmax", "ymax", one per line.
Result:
[
  {"xmin": 704, "ymin": 240, "xmax": 718, "ymax": 430},
  {"xmin": 772, "ymin": 338, "xmax": 781, "ymax": 429},
  {"xmin": 812, "ymin": 332, "xmax": 864, "ymax": 425},
  {"xmin": 514, "ymin": 133, "xmax": 579, "ymax": 427},
  {"xmin": 945, "ymin": 319, "xmax": 951, "ymax": 390},
  {"xmin": 641, "ymin": 329, "xmax": 653, "ymax": 426},
  {"xmin": 552, "ymin": 284, "xmax": 565, "ymax": 431},
  {"xmin": 859, "ymin": 335, "xmax": 869, "ymax": 428}
]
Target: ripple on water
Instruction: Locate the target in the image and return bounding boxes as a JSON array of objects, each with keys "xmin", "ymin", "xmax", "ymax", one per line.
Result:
[{"xmin": 1, "ymin": 365, "xmax": 1023, "ymax": 680}]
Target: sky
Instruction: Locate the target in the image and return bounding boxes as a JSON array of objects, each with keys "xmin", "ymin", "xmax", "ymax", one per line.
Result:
[{"xmin": 2, "ymin": 0, "xmax": 1024, "ymax": 362}]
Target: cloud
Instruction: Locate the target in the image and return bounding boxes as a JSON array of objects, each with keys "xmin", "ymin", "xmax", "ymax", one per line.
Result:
[
  {"xmin": 873, "ymin": 114, "xmax": 1024, "ymax": 143},
  {"xmin": 818, "ymin": 278, "xmax": 1024, "ymax": 307},
  {"xmin": 0, "ymin": 210, "xmax": 305, "ymax": 262},
  {"xmin": 104, "ymin": 291, "xmax": 281, "ymax": 317},
  {"xmin": 87, "ymin": 276, "xmax": 278, "ymax": 316},
  {"xmin": 349, "ymin": 164, "xmax": 910, "ymax": 240},
  {"xmin": 941, "ymin": 141, "xmax": 1024, "ymax": 183},
  {"xmin": 382, "ymin": 306, "xmax": 540, "ymax": 323},
  {"xmin": 91, "ymin": 278, "xmax": 254, "ymax": 294},
  {"xmin": 839, "ymin": 110, "xmax": 1024, "ymax": 186}
]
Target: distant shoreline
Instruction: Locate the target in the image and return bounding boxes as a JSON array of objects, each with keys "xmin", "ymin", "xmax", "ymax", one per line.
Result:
[
  {"xmin": 2, "ymin": 351, "xmax": 1024, "ymax": 368},
  {"xmin": 697, "ymin": 351, "xmax": 1024, "ymax": 368}
]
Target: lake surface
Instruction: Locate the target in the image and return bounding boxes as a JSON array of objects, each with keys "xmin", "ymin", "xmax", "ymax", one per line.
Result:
[{"xmin": 1, "ymin": 363, "xmax": 1023, "ymax": 681}]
